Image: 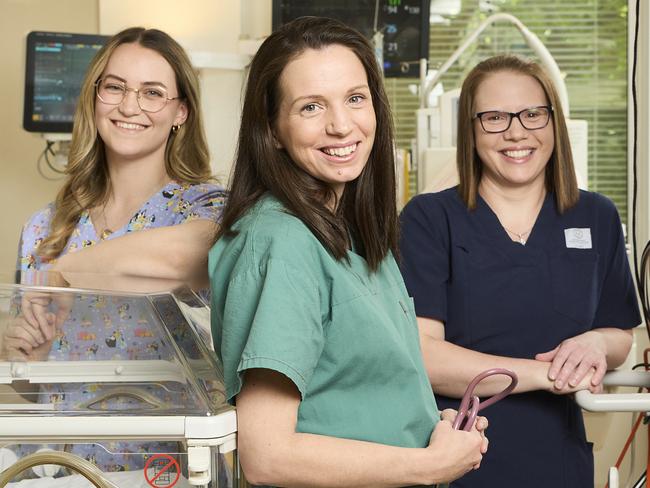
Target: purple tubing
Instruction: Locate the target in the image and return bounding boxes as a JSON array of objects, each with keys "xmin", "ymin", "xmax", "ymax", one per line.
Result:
[{"xmin": 452, "ymin": 368, "xmax": 518, "ymax": 431}]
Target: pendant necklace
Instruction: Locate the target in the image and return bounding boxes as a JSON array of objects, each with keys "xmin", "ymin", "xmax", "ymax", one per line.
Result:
[
  {"xmin": 99, "ymin": 203, "xmax": 113, "ymax": 240},
  {"xmin": 502, "ymin": 226, "xmax": 531, "ymax": 245}
]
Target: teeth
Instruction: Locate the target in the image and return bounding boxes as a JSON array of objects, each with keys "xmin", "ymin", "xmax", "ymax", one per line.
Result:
[
  {"xmin": 504, "ymin": 149, "xmax": 532, "ymax": 159},
  {"xmin": 115, "ymin": 121, "xmax": 146, "ymax": 130},
  {"xmin": 322, "ymin": 144, "xmax": 357, "ymax": 157}
]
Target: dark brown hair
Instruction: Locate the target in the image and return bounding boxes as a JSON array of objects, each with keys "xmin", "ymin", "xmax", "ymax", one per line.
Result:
[
  {"xmin": 456, "ymin": 54, "xmax": 578, "ymax": 212},
  {"xmin": 217, "ymin": 16, "xmax": 397, "ymax": 271}
]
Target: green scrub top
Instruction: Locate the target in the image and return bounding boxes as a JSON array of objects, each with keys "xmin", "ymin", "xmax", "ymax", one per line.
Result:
[{"xmin": 209, "ymin": 194, "xmax": 439, "ymax": 451}]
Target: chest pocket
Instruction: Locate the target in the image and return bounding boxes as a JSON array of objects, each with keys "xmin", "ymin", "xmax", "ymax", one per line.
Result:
[{"xmin": 549, "ymin": 250, "xmax": 599, "ymax": 327}]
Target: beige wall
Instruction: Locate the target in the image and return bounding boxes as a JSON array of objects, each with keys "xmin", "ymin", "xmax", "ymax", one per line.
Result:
[{"xmin": 0, "ymin": 0, "xmax": 99, "ymax": 273}]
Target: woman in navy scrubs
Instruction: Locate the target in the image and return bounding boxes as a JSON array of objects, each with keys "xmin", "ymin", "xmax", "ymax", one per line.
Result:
[{"xmin": 399, "ymin": 55, "xmax": 641, "ymax": 488}]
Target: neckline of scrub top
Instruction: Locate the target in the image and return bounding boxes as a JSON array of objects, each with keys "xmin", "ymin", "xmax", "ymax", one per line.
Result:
[
  {"xmin": 85, "ymin": 181, "xmax": 181, "ymax": 241},
  {"xmin": 258, "ymin": 193, "xmax": 380, "ymax": 291},
  {"xmin": 476, "ymin": 190, "xmax": 555, "ymax": 249},
  {"xmin": 346, "ymin": 241, "xmax": 382, "ymax": 293}
]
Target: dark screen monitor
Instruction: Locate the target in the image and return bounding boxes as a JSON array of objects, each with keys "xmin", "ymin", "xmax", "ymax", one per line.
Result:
[
  {"xmin": 272, "ymin": 0, "xmax": 430, "ymax": 77},
  {"xmin": 23, "ymin": 31, "xmax": 109, "ymax": 133}
]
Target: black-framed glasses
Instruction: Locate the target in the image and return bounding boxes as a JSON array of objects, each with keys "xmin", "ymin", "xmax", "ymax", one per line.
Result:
[
  {"xmin": 95, "ymin": 77, "xmax": 181, "ymax": 113},
  {"xmin": 474, "ymin": 106, "xmax": 553, "ymax": 133}
]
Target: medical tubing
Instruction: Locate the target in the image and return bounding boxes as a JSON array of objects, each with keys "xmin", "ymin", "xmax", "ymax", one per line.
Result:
[
  {"xmin": 452, "ymin": 368, "xmax": 518, "ymax": 431},
  {"xmin": 0, "ymin": 451, "xmax": 117, "ymax": 488},
  {"xmin": 604, "ymin": 412, "xmax": 644, "ymax": 488},
  {"xmin": 603, "ymin": 348, "xmax": 650, "ymax": 488}
]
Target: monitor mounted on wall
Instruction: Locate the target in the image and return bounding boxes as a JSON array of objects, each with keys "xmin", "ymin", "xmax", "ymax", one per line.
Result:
[
  {"xmin": 23, "ymin": 31, "xmax": 109, "ymax": 134},
  {"xmin": 272, "ymin": 0, "xmax": 430, "ymax": 78}
]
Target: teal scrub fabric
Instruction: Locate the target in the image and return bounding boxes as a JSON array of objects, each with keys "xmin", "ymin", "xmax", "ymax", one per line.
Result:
[{"xmin": 209, "ymin": 194, "xmax": 439, "ymax": 450}]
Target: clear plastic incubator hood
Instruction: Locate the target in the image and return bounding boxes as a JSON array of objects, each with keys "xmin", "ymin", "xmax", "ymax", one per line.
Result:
[{"xmin": 0, "ymin": 272, "xmax": 239, "ymax": 488}]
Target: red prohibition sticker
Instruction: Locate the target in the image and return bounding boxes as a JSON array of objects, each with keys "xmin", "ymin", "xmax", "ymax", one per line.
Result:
[{"xmin": 144, "ymin": 453, "xmax": 181, "ymax": 487}]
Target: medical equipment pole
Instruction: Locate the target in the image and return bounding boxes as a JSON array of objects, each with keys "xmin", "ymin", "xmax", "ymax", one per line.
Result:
[{"xmin": 420, "ymin": 13, "xmax": 569, "ymax": 118}]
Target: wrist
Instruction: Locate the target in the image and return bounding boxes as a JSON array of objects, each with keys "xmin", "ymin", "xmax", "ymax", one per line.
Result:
[
  {"xmin": 417, "ymin": 444, "xmax": 454, "ymax": 485},
  {"xmin": 531, "ymin": 359, "xmax": 554, "ymax": 392}
]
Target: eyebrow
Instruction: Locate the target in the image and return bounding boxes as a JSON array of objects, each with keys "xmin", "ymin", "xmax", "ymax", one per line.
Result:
[
  {"xmin": 103, "ymin": 74, "xmax": 168, "ymax": 89},
  {"xmin": 289, "ymin": 84, "xmax": 370, "ymax": 106}
]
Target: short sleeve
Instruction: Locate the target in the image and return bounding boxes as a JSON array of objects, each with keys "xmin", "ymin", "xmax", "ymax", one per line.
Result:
[
  {"xmin": 592, "ymin": 200, "xmax": 641, "ymax": 329},
  {"xmin": 218, "ymin": 256, "xmax": 324, "ymax": 402},
  {"xmin": 17, "ymin": 205, "xmax": 54, "ymax": 272},
  {"xmin": 181, "ymin": 184, "xmax": 227, "ymax": 224},
  {"xmin": 399, "ymin": 195, "xmax": 450, "ymax": 321}
]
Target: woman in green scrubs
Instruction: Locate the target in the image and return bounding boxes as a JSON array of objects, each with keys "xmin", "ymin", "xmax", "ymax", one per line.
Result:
[{"xmin": 209, "ymin": 16, "xmax": 487, "ymax": 487}]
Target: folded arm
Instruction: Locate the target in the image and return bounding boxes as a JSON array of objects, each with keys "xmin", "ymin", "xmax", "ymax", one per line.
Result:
[
  {"xmin": 53, "ymin": 220, "xmax": 217, "ymax": 285},
  {"xmin": 417, "ymin": 317, "xmax": 598, "ymax": 398}
]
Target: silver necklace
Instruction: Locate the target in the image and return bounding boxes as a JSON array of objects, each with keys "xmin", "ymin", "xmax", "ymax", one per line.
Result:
[{"xmin": 502, "ymin": 226, "xmax": 531, "ymax": 245}]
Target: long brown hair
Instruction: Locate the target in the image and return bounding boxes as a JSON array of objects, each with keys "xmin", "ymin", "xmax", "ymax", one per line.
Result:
[
  {"xmin": 456, "ymin": 54, "xmax": 578, "ymax": 212},
  {"xmin": 38, "ymin": 27, "xmax": 212, "ymax": 261},
  {"xmin": 217, "ymin": 16, "xmax": 397, "ymax": 271}
]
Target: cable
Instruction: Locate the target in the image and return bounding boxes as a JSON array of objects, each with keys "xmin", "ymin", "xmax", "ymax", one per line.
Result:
[
  {"xmin": 36, "ymin": 141, "xmax": 65, "ymax": 181},
  {"xmin": 0, "ymin": 451, "xmax": 118, "ymax": 487},
  {"xmin": 630, "ymin": 0, "xmax": 650, "ymax": 342}
]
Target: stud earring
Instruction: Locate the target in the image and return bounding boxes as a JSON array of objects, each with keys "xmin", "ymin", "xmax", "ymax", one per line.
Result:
[{"xmin": 172, "ymin": 124, "xmax": 182, "ymax": 133}]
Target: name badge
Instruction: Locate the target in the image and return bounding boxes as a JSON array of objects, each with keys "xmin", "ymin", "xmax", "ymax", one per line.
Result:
[{"xmin": 564, "ymin": 228, "xmax": 592, "ymax": 249}]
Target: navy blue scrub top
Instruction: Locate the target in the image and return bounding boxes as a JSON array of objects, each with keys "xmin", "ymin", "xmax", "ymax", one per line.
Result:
[{"xmin": 399, "ymin": 187, "xmax": 641, "ymax": 488}]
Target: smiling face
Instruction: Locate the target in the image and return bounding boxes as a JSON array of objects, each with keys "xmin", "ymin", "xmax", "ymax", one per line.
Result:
[
  {"xmin": 94, "ymin": 42, "xmax": 188, "ymax": 165},
  {"xmin": 473, "ymin": 70, "xmax": 554, "ymax": 191},
  {"xmin": 273, "ymin": 45, "xmax": 377, "ymax": 198}
]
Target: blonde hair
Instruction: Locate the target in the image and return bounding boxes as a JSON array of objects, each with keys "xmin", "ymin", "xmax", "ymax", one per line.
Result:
[
  {"xmin": 456, "ymin": 54, "xmax": 578, "ymax": 212},
  {"xmin": 38, "ymin": 27, "xmax": 212, "ymax": 261}
]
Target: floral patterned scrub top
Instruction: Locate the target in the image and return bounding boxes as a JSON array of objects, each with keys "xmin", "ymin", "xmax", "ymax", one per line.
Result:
[
  {"xmin": 18, "ymin": 181, "xmax": 226, "ymax": 271},
  {"xmin": 12, "ymin": 182, "xmax": 227, "ymax": 476}
]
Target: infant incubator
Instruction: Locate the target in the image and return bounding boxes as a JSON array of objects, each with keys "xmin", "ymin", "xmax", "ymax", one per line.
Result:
[{"xmin": 0, "ymin": 275, "xmax": 239, "ymax": 487}]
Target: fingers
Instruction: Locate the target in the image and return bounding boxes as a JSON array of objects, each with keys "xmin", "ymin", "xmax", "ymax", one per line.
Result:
[
  {"xmin": 547, "ymin": 342, "xmax": 579, "ymax": 387},
  {"xmin": 3, "ymin": 338, "xmax": 30, "ymax": 361},
  {"xmin": 5, "ymin": 320, "xmax": 43, "ymax": 350},
  {"xmin": 474, "ymin": 415, "xmax": 488, "ymax": 432},
  {"xmin": 440, "ymin": 408, "xmax": 457, "ymax": 422},
  {"xmin": 589, "ymin": 381, "xmax": 604, "ymax": 394},
  {"xmin": 21, "ymin": 295, "xmax": 53, "ymax": 339},
  {"xmin": 535, "ymin": 346, "xmax": 558, "ymax": 362},
  {"xmin": 19, "ymin": 291, "xmax": 68, "ymax": 341},
  {"xmin": 567, "ymin": 356, "xmax": 594, "ymax": 388},
  {"xmin": 480, "ymin": 435, "xmax": 489, "ymax": 455},
  {"xmin": 471, "ymin": 416, "xmax": 489, "ymax": 455},
  {"xmin": 591, "ymin": 360, "xmax": 608, "ymax": 387},
  {"xmin": 542, "ymin": 332, "xmax": 608, "ymax": 391}
]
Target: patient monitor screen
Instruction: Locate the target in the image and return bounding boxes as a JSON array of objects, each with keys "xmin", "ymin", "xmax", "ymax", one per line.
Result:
[
  {"xmin": 273, "ymin": 0, "xmax": 430, "ymax": 77},
  {"xmin": 23, "ymin": 31, "xmax": 108, "ymax": 133}
]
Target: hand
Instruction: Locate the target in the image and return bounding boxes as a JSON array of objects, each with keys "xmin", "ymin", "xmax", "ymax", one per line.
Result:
[
  {"xmin": 2, "ymin": 315, "xmax": 55, "ymax": 361},
  {"xmin": 4, "ymin": 287, "xmax": 73, "ymax": 362},
  {"xmin": 426, "ymin": 414, "xmax": 484, "ymax": 483},
  {"xmin": 21, "ymin": 291, "xmax": 71, "ymax": 336},
  {"xmin": 536, "ymin": 331, "xmax": 608, "ymax": 391},
  {"xmin": 545, "ymin": 367, "xmax": 603, "ymax": 395},
  {"xmin": 440, "ymin": 408, "xmax": 489, "ymax": 455}
]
